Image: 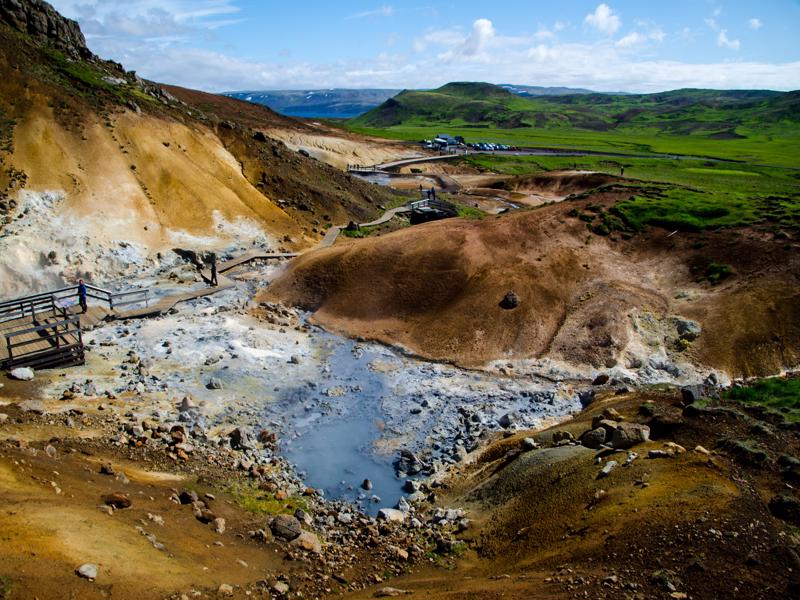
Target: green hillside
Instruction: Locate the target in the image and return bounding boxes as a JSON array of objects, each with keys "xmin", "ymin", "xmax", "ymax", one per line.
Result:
[{"xmin": 348, "ymin": 82, "xmax": 800, "ymax": 166}]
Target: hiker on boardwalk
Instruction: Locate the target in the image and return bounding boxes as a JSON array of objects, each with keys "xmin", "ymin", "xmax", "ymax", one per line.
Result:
[
  {"xmin": 210, "ymin": 254, "xmax": 218, "ymax": 287},
  {"xmin": 77, "ymin": 279, "xmax": 87, "ymax": 313},
  {"xmin": 430, "ymin": 187, "xmax": 436, "ymax": 201}
]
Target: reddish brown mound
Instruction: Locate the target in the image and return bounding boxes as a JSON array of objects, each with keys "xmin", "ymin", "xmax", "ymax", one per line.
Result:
[{"xmin": 266, "ymin": 193, "xmax": 800, "ymax": 376}]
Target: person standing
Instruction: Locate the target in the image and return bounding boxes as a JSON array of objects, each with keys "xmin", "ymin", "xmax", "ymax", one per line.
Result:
[
  {"xmin": 77, "ymin": 279, "xmax": 87, "ymax": 313},
  {"xmin": 210, "ymin": 254, "xmax": 218, "ymax": 287}
]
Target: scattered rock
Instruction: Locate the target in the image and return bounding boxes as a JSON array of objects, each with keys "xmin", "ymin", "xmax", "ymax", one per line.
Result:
[
  {"xmin": 178, "ymin": 396, "xmax": 197, "ymax": 412},
  {"xmin": 102, "ymin": 493, "xmax": 132, "ymax": 509},
  {"xmin": 521, "ymin": 437, "xmax": 538, "ymax": 451},
  {"xmin": 499, "ymin": 291, "xmax": 519, "ymax": 310},
  {"xmin": 270, "ymin": 514, "xmax": 302, "ymax": 541},
  {"xmin": 610, "ymin": 423, "xmax": 650, "ymax": 449},
  {"xmin": 273, "ymin": 581, "xmax": 290, "ymax": 595},
  {"xmin": 552, "ymin": 431, "xmax": 574, "ymax": 444},
  {"xmin": 361, "ymin": 478, "xmax": 373, "ymax": 490},
  {"xmin": 290, "ymin": 531, "xmax": 322, "ymax": 554},
  {"xmin": 212, "ymin": 517, "xmax": 226, "ymax": 534},
  {"xmin": 597, "ymin": 460, "xmax": 618, "ymax": 479},
  {"xmin": 76, "ymin": 563, "xmax": 98, "ymax": 580},
  {"xmin": 9, "ymin": 367, "xmax": 34, "ymax": 381},
  {"xmin": 374, "ymin": 587, "xmax": 412, "ymax": 597},
  {"xmin": 769, "ymin": 494, "xmax": 800, "ymax": 525},
  {"xmin": 206, "ymin": 377, "xmax": 223, "ymax": 390},
  {"xmin": 377, "ymin": 508, "xmax": 406, "ymax": 523},
  {"xmin": 218, "ymin": 583, "xmax": 234, "ymax": 596},
  {"xmin": 498, "ymin": 413, "xmax": 514, "ymax": 429},
  {"xmin": 675, "ymin": 318, "xmax": 701, "ymax": 341},
  {"xmin": 592, "ymin": 374, "xmax": 610, "ymax": 386},
  {"xmin": 580, "ymin": 427, "xmax": 607, "ymax": 449},
  {"xmin": 178, "ymin": 489, "xmax": 199, "ymax": 504}
]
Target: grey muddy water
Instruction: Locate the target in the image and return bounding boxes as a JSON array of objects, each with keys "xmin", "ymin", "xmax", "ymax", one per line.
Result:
[{"xmin": 42, "ymin": 263, "xmax": 579, "ymax": 514}]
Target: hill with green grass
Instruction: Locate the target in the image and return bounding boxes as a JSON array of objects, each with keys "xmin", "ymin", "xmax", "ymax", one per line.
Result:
[
  {"xmin": 351, "ymin": 81, "xmax": 799, "ymax": 134},
  {"xmin": 349, "ymin": 82, "xmax": 800, "ymax": 166}
]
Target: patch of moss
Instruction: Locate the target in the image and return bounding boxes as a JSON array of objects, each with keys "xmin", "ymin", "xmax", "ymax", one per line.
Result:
[
  {"xmin": 228, "ymin": 482, "xmax": 307, "ymax": 516},
  {"xmin": 726, "ymin": 377, "xmax": 800, "ymax": 423}
]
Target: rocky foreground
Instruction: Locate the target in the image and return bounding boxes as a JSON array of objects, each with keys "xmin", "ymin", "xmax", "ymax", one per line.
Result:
[{"xmin": 2, "ymin": 360, "xmax": 800, "ymax": 599}]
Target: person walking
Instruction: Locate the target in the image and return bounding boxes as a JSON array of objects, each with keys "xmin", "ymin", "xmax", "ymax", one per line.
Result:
[
  {"xmin": 77, "ymin": 279, "xmax": 88, "ymax": 313},
  {"xmin": 210, "ymin": 254, "xmax": 218, "ymax": 287}
]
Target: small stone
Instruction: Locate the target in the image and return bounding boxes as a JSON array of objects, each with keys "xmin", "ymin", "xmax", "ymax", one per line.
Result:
[
  {"xmin": 499, "ymin": 291, "xmax": 519, "ymax": 310},
  {"xmin": 290, "ymin": 531, "xmax": 322, "ymax": 554},
  {"xmin": 44, "ymin": 444, "xmax": 57, "ymax": 458},
  {"xmin": 270, "ymin": 514, "xmax": 302, "ymax": 541},
  {"xmin": 10, "ymin": 367, "xmax": 34, "ymax": 381},
  {"xmin": 592, "ymin": 374, "xmax": 610, "ymax": 386},
  {"xmin": 206, "ymin": 377, "xmax": 223, "ymax": 390},
  {"xmin": 294, "ymin": 508, "xmax": 313, "ymax": 526},
  {"xmin": 374, "ymin": 587, "xmax": 411, "ymax": 597},
  {"xmin": 218, "ymin": 583, "xmax": 234, "ymax": 596},
  {"xmin": 521, "ymin": 437, "xmax": 538, "ymax": 451},
  {"xmin": 610, "ymin": 423, "xmax": 650, "ymax": 449},
  {"xmin": 178, "ymin": 396, "xmax": 197, "ymax": 412},
  {"xmin": 76, "ymin": 563, "xmax": 98, "ymax": 580},
  {"xmin": 597, "ymin": 460, "xmax": 618, "ymax": 479},
  {"xmin": 648, "ymin": 450, "xmax": 672, "ymax": 459},
  {"xmin": 498, "ymin": 413, "xmax": 514, "ymax": 429},
  {"xmin": 580, "ymin": 427, "xmax": 607, "ymax": 449},
  {"xmin": 377, "ymin": 508, "xmax": 405, "ymax": 523},
  {"xmin": 99, "ymin": 463, "xmax": 115, "ymax": 475},
  {"xmin": 102, "ymin": 493, "xmax": 132, "ymax": 509},
  {"xmin": 694, "ymin": 445, "xmax": 711, "ymax": 455},
  {"xmin": 361, "ymin": 478, "xmax": 373, "ymax": 490},
  {"xmin": 178, "ymin": 489, "xmax": 199, "ymax": 504},
  {"xmin": 273, "ymin": 581, "xmax": 290, "ymax": 595},
  {"xmin": 212, "ymin": 517, "xmax": 226, "ymax": 534}
]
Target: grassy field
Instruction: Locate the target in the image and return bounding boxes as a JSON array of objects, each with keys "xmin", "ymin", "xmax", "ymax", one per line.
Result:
[
  {"xmin": 727, "ymin": 377, "xmax": 800, "ymax": 423},
  {"xmin": 348, "ymin": 83, "xmax": 800, "ymax": 167},
  {"xmin": 460, "ymin": 153, "xmax": 800, "ymax": 232},
  {"xmin": 350, "ymin": 123, "xmax": 800, "ymax": 168}
]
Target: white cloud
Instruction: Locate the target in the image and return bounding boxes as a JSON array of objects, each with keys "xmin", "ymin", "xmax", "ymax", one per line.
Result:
[
  {"xmin": 459, "ymin": 18, "xmax": 495, "ymax": 56},
  {"xmin": 718, "ymin": 29, "xmax": 740, "ymax": 50},
  {"xmin": 584, "ymin": 4, "xmax": 621, "ymax": 36},
  {"xmin": 705, "ymin": 17, "xmax": 720, "ymax": 32},
  {"xmin": 749, "ymin": 18, "xmax": 763, "ymax": 30},
  {"xmin": 345, "ymin": 5, "xmax": 394, "ymax": 20},
  {"xmin": 46, "ymin": 1, "xmax": 800, "ymax": 94},
  {"xmin": 616, "ymin": 32, "xmax": 644, "ymax": 48}
]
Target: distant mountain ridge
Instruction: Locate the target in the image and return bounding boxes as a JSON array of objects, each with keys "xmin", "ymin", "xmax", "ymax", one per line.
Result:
[
  {"xmin": 349, "ymin": 81, "xmax": 800, "ymax": 135},
  {"xmin": 225, "ymin": 84, "xmax": 600, "ymax": 119}
]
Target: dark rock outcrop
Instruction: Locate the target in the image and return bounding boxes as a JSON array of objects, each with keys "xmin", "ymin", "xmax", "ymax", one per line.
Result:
[{"xmin": 0, "ymin": 0, "xmax": 92, "ymax": 59}]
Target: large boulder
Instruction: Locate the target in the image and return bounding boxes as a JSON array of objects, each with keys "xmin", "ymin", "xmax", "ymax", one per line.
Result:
[
  {"xmin": 580, "ymin": 427, "xmax": 607, "ymax": 449},
  {"xmin": 270, "ymin": 514, "xmax": 302, "ymax": 541},
  {"xmin": 610, "ymin": 423, "xmax": 650, "ymax": 449},
  {"xmin": 377, "ymin": 508, "xmax": 406, "ymax": 523}
]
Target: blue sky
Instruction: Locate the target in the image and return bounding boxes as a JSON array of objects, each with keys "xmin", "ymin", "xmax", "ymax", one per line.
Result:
[{"xmin": 49, "ymin": 1, "xmax": 800, "ymax": 92}]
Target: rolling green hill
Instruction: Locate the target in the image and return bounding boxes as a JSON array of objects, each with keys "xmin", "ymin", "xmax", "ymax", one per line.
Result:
[{"xmin": 348, "ymin": 82, "xmax": 800, "ymax": 166}]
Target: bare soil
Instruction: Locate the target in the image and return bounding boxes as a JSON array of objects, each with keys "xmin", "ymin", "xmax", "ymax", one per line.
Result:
[{"xmin": 265, "ymin": 180, "xmax": 800, "ymax": 377}]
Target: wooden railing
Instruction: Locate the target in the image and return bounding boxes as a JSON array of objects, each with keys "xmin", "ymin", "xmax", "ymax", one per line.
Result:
[
  {"xmin": 3, "ymin": 314, "xmax": 83, "ymax": 368},
  {"xmin": 0, "ymin": 284, "xmax": 149, "ymax": 324},
  {"xmin": 407, "ymin": 198, "xmax": 458, "ymax": 214}
]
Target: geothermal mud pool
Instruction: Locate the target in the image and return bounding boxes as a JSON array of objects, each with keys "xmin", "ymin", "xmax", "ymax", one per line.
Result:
[{"xmin": 39, "ymin": 263, "xmax": 579, "ymax": 514}]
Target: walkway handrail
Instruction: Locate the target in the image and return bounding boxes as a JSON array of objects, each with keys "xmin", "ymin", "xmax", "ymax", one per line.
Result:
[
  {"xmin": 5, "ymin": 315, "xmax": 81, "ymax": 361},
  {"xmin": 0, "ymin": 283, "xmax": 149, "ymax": 320}
]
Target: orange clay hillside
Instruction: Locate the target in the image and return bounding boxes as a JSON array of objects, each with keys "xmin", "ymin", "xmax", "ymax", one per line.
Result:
[
  {"xmin": 265, "ymin": 182, "xmax": 800, "ymax": 379},
  {"xmin": 0, "ymin": 4, "xmax": 397, "ymax": 278}
]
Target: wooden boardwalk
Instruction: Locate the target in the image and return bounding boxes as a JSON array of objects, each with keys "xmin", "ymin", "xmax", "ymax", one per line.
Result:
[
  {"xmin": 0, "ymin": 305, "xmax": 108, "ymax": 366},
  {"xmin": 117, "ymin": 251, "xmax": 297, "ymax": 320}
]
